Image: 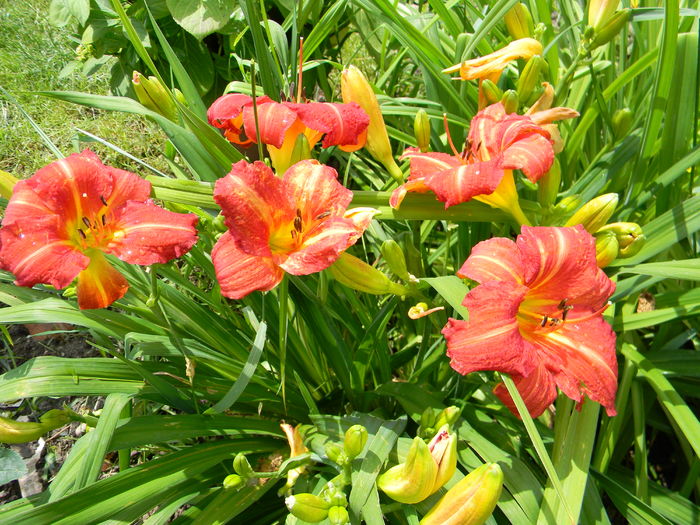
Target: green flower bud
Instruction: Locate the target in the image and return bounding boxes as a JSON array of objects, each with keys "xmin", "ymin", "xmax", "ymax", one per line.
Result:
[
  {"xmin": 598, "ymin": 222, "xmax": 645, "ymax": 258},
  {"xmin": 537, "ymin": 159, "xmax": 561, "ymax": 208},
  {"xmin": 325, "ymin": 442, "xmax": 344, "ymax": 464},
  {"xmin": 223, "ymin": 474, "xmax": 244, "ymax": 490},
  {"xmin": 501, "ymin": 90, "xmax": 519, "ymax": 115},
  {"xmin": 420, "ymin": 407, "xmax": 437, "ymax": 430},
  {"xmin": 612, "ymin": 108, "xmax": 633, "ymax": 140},
  {"xmin": 381, "ymin": 240, "xmax": 412, "ymax": 282},
  {"xmin": 504, "ymin": 3, "xmax": 534, "ymax": 40},
  {"xmin": 434, "ymin": 406, "xmax": 461, "ymax": 430},
  {"xmin": 594, "ymin": 230, "xmax": 619, "ymax": 268},
  {"xmin": 285, "ymin": 493, "xmax": 331, "ymax": 523},
  {"xmin": 588, "ymin": 0, "xmax": 621, "ymax": 32},
  {"xmin": 378, "ymin": 437, "xmax": 438, "ymax": 504},
  {"xmin": 0, "ymin": 410, "xmax": 71, "ymax": 444},
  {"xmin": 591, "ymin": 9, "xmax": 630, "ymax": 49},
  {"xmin": 420, "ymin": 463, "xmax": 504, "ymax": 525},
  {"xmin": 132, "ymin": 71, "xmax": 178, "ymax": 122},
  {"xmin": 233, "ymin": 453, "xmax": 255, "ymax": 477},
  {"xmin": 553, "ymin": 195, "xmax": 583, "ymax": 217},
  {"xmin": 328, "ymin": 505, "xmax": 350, "ymax": 525},
  {"xmin": 344, "ymin": 424, "xmax": 368, "ymax": 460},
  {"xmin": 0, "ymin": 169, "xmax": 18, "ymax": 200},
  {"xmin": 564, "ymin": 193, "xmax": 619, "ymax": 233},
  {"xmin": 481, "ymin": 79, "xmax": 503, "ymax": 106},
  {"xmin": 428, "ymin": 425, "xmax": 458, "ymax": 492},
  {"xmin": 414, "ymin": 109, "xmax": 431, "ymax": 153},
  {"xmin": 329, "ymin": 253, "xmax": 410, "ymax": 295},
  {"xmin": 516, "ymin": 56, "xmax": 545, "ymax": 106}
]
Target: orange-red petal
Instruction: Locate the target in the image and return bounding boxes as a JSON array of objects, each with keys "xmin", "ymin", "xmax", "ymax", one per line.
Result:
[
  {"xmin": 290, "ymin": 102, "xmax": 369, "ymax": 148},
  {"xmin": 242, "ymin": 101, "xmax": 299, "ymax": 149},
  {"xmin": 501, "ymin": 133, "xmax": 553, "ymax": 183},
  {"xmin": 76, "ymin": 251, "xmax": 129, "ymax": 309},
  {"xmin": 283, "ymin": 160, "xmax": 353, "ymax": 222},
  {"xmin": 400, "ymin": 149, "xmax": 462, "ymax": 181},
  {"xmin": 493, "ymin": 362, "xmax": 558, "ymax": 418},
  {"xmin": 422, "ymin": 160, "xmax": 505, "ymax": 208},
  {"xmin": 212, "ymin": 232, "xmax": 284, "ymax": 299},
  {"xmin": 457, "ymin": 237, "xmax": 525, "ymax": 284}
]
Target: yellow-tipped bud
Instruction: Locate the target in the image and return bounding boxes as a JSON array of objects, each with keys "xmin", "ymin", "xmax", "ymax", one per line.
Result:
[
  {"xmin": 428, "ymin": 425, "xmax": 458, "ymax": 492},
  {"xmin": 341, "ymin": 65, "xmax": 403, "ymax": 182},
  {"xmin": 285, "ymin": 493, "xmax": 331, "ymax": 523},
  {"xmin": 598, "ymin": 222, "xmax": 645, "ymax": 258},
  {"xmin": 329, "ymin": 253, "xmax": 410, "ymax": 295},
  {"xmin": 591, "ymin": 9, "xmax": 631, "ymax": 48},
  {"xmin": 344, "ymin": 424, "xmax": 368, "ymax": 460},
  {"xmin": 537, "ymin": 158, "xmax": 561, "ymax": 208},
  {"xmin": 434, "ymin": 406, "xmax": 461, "ymax": 429},
  {"xmin": 501, "ymin": 90, "xmax": 519, "ymax": 114},
  {"xmin": 132, "ymin": 71, "xmax": 178, "ymax": 122},
  {"xmin": 516, "ymin": 55, "xmax": 545, "ymax": 104},
  {"xmin": 594, "ymin": 230, "xmax": 619, "ymax": 268},
  {"xmin": 0, "ymin": 169, "xmax": 18, "ymax": 200},
  {"xmin": 588, "ymin": 0, "xmax": 621, "ymax": 32},
  {"xmin": 481, "ymin": 79, "xmax": 503, "ymax": 105},
  {"xmin": 328, "ymin": 506, "xmax": 350, "ymax": 525},
  {"xmin": 0, "ymin": 409, "xmax": 71, "ymax": 444},
  {"xmin": 505, "ymin": 3, "xmax": 534, "ymax": 40},
  {"xmin": 377, "ymin": 437, "xmax": 438, "ymax": 504},
  {"xmin": 612, "ymin": 108, "xmax": 633, "ymax": 140},
  {"xmin": 564, "ymin": 193, "xmax": 619, "ymax": 233},
  {"xmin": 414, "ymin": 109, "xmax": 431, "ymax": 153},
  {"xmin": 420, "ymin": 463, "xmax": 504, "ymax": 525}
]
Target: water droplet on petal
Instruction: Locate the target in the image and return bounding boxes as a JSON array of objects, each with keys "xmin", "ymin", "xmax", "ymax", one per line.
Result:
[{"xmin": 82, "ymin": 192, "xmax": 88, "ymax": 198}]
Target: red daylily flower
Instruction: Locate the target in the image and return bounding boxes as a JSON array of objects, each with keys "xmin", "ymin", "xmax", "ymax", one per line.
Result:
[
  {"xmin": 212, "ymin": 159, "xmax": 377, "ymax": 299},
  {"xmin": 207, "ymin": 94, "xmax": 369, "ymax": 172},
  {"xmin": 0, "ymin": 150, "xmax": 198, "ymax": 309},
  {"xmin": 442, "ymin": 225, "xmax": 618, "ymax": 418},
  {"xmin": 390, "ymin": 103, "xmax": 554, "ymax": 217}
]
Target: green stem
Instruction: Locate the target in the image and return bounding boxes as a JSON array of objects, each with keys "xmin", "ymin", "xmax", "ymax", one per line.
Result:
[{"xmin": 278, "ymin": 275, "xmax": 289, "ymax": 410}]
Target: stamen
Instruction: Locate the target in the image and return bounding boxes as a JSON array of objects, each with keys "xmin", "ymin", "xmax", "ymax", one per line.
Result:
[
  {"xmin": 315, "ymin": 211, "xmax": 331, "ymax": 220},
  {"xmin": 82, "ymin": 217, "xmax": 91, "ymax": 228},
  {"xmin": 77, "ymin": 228, "xmax": 87, "ymax": 239},
  {"xmin": 290, "ymin": 230, "xmax": 297, "ymax": 239},
  {"xmin": 564, "ymin": 302, "xmax": 611, "ymax": 324},
  {"xmin": 101, "ymin": 214, "xmax": 107, "ymax": 226},
  {"xmin": 297, "ymin": 37, "xmax": 304, "ymax": 103},
  {"xmin": 557, "ymin": 298, "xmax": 569, "ymax": 310},
  {"xmin": 561, "ymin": 305, "xmax": 573, "ymax": 321},
  {"xmin": 540, "ymin": 315, "xmax": 548, "ymax": 327},
  {"xmin": 443, "ymin": 114, "xmax": 461, "ymax": 157},
  {"xmin": 100, "ymin": 195, "xmax": 108, "ymax": 207},
  {"xmin": 294, "ymin": 209, "xmax": 303, "ymax": 233}
]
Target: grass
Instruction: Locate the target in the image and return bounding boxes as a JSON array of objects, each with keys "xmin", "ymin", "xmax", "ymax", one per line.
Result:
[{"xmin": 0, "ymin": 0, "xmax": 167, "ymax": 176}]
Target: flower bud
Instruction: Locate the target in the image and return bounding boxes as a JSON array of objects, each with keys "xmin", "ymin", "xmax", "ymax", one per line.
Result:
[
  {"xmin": 132, "ymin": 71, "xmax": 178, "ymax": 122},
  {"xmin": 285, "ymin": 493, "xmax": 331, "ymax": 523},
  {"xmin": 344, "ymin": 424, "xmax": 368, "ymax": 460},
  {"xmin": 420, "ymin": 407, "xmax": 437, "ymax": 430},
  {"xmin": 591, "ymin": 9, "xmax": 630, "ymax": 48},
  {"xmin": 564, "ymin": 193, "xmax": 618, "ymax": 233},
  {"xmin": 594, "ymin": 230, "xmax": 619, "ymax": 268},
  {"xmin": 588, "ymin": 0, "xmax": 621, "ymax": 32},
  {"xmin": 428, "ymin": 425, "xmax": 458, "ymax": 492},
  {"xmin": 328, "ymin": 506, "xmax": 350, "ymax": 525},
  {"xmin": 329, "ymin": 253, "xmax": 410, "ymax": 296},
  {"xmin": 420, "ymin": 463, "xmax": 504, "ymax": 525},
  {"xmin": 0, "ymin": 169, "xmax": 18, "ymax": 200},
  {"xmin": 434, "ymin": 406, "xmax": 461, "ymax": 429},
  {"xmin": 516, "ymin": 55, "xmax": 545, "ymax": 105},
  {"xmin": 414, "ymin": 109, "xmax": 431, "ymax": 153},
  {"xmin": 537, "ymin": 159, "xmax": 561, "ymax": 208},
  {"xmin": 553, "ymin": 194, "xmax": 583, "ymax": 217},
  {"xmin": 341, "ymin": 65, "xmax": 403, "ymax": 182},
  {"xmin": 233, "ymin": 453, "xmax": 255, "ymax": 477},
  {"xmin": 501, "ymin": 90, "xmax": 519, "ymax": 115},
  {"xmin": 0, "ymin": 409, "xmax": 70, "ymax": 444},
  {"xmin": 481, "ymin": 79, "xmax": 503, "ymax": 105},
  {"xmin": 612, "ymin": 108, "xmax": 633, "ymax": 140},
  {"xmin": 504, "ymin": 3, "xmax": 534, "ymax": 40},
  {"xmin": 377, "ymin": 437, "xmax": 438, "ymax": 504},
  {"xmin": 325, "ymin": 442, "xmax": 344, "ymax": 464},
  {"xmin": 381, "ymin": 239, "xmax": 411, "ymax": 281},
  {"xmin": 223, "ymin": 474, "xmax": 244, "ymax": 490},
  {"xmin": 598, "ymin": 222, "xmax": 645, "ymax": 258}
]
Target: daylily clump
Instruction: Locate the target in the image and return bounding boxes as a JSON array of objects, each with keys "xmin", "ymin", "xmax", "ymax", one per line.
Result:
[
  {"xmin": 212, "ymin": 159, "xmax": 376, "ymax": 299},
  {"xmin": 0, "ymin": 150, "xmax": 198, "ymax": 309},
  {"xmin": 443, "ymin": 225, "xmax": 618, "ymax": 417},
  {"xmin": 207, "ymin": 94, "xmax": 369, "ymax": 173}
]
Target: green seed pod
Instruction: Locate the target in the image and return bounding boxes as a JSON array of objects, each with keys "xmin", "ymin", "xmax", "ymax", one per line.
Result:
[
  {"xmin": 285, "ymin": 493, "xmax": 331, "ymax": 523},
  {"xmin": 481, "ymin": 79, "xmax": 503, "ymax": 105},
  {"xmin": 501, "ymin": 90, "xmax": 519, "ymax": 114},
  {"xmin": 504, "ymin": 3, "xmax": 534, "ymax": 40},
  {"xmin": 414, "ymin": 109, "xmax": 431, "ymax": 153},
  {"xmin": 564, "ymin": 193, "xmax": 619, "ymax": 233},
  {"xmin": 343, "ymin": 424, "xmax": 368, "ymax": 460},
  {"xmin": 328, "ymin": 506, "xmax": 350, "ymax": 525}
]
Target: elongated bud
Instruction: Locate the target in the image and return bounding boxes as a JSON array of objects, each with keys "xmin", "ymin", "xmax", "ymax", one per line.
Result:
[
  {"xmin": 420, "ymin": 407, "xmax": 437, "ymax": 430},
  {"xmin": 537, "ymin": 159, "xmax": 561, "ymax": 208},
  {"xmin": 594, "ymin": 230, "xmax": 619, "ymax": 268},
  {"xmin": 0, "ymin": 169, "xmax": 18, "ymax": 200},
  {"xmin": 501, "ymin": 90, "xmax": 519, "ymax": 114},
  {"xmin": 414, "ymin": 109, "xmax": 431, "ymax": 152},
  {"xmin": 505, "ymin": 3, "xmax": 534, "ymax": 40},
  {"xmin": 223, "ymin": 474, "xmax": 244, "ymax": 490},
  {"xmin": 588, "ymin": 0, "xmax": 621, "ymax": 32},
  {"xmin": 516, "ymin": 56, "xmax": 545, "ymax": 105},
  {"xmin": 0, "ymin": 409, "xmax": 70, "ymax": 444},
  {"xmin": 285, "ymin": 493, "xmax": 331, "ymax": 523},
  {"xmin": 434, "ymin": 406, "xmax": 461, "ymax": 429},
  {"xmin": 420, "ymin": 463, "xmax": 503, "ymax": 525},
  {"xmin": 612, "ymin": 108, "xmax": 633, "ymax": 140},
  {"xmin": 320, "ymin": 482, "xmax": 348, "ymax": 507},
  {"xmin": 344, "ymin": 424, "xmax": 368, "ymax": 460},
  {"xmin": 553, "ymin": 195, "xmax": 583, "ymax": 218},
  {"xmin": 341, "ymin": 65, "xmax": 403, "ymax": 182},
  {"xmin": 288, "ymin": 132, "xmax": 312, "ymax": 167},
  {"xmin": 325, "ymin": 442, "xmax": 344, "ymax": 464},
  {"xmin": 329, "ymin": 253, "xmax": 410, "ymax": 295},
  {"xmin": 480, "ymin": 79, "xmax": 503, "ymax": 106},
  {"xmin": 564, "ymin": 193, "xmax": 618, "ymax": 233},
  {"xmin": 598, "ymin": 222, "xmax": 645, "ymax": 258},
  {"xmin": 132, "ymin": 71, "xmax": 177, "ymax": 122},
  {"xmin": 428, "ymin": 425, "xmax": 458, "ymax": 492},
  {"xmin": 591, "ymin": 9, "xmax": 630, "ymax": 48},
  {"xmin": 377, "ymin": 437, "xmax": 438, "ymax": 504},
  {"xmin": 381, "ymin": 239, "xmax": 411, "ymax": 281},
  {"xmin": 233, "ymin": 453, "xmax": 255, "ymax": 477},
  {"xmin": 328, "ymin": 506, "xmax": 350, "ymax": 525}
]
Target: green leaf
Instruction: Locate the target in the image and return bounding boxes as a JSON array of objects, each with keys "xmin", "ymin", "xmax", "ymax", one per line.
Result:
[
  {"xmin": 592, "ymin": 471, "xmax": 674, "ymax": 525},
  {"xmin": 617, "ymin": 260, "xmax": 700, "ymax": 281},
  {"xmin": 0, "ymin": 448, "xmax": 27, "ymax": 485},
  {"xmin": 165, "ymin": 0, "xmax": 236, "ymax": 40},
  {"xmin": 48, "ymin": 0, "xmax": 75, "ymax": 27},
  {"xmin": 424, "ymin": 276, "xmax": 469, "ymax": 318}
]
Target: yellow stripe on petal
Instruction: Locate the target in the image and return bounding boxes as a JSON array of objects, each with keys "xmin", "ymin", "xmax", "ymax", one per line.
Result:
[{"xmin": 76, "ymin": 252, "xmax": 129, "ymax": 309}]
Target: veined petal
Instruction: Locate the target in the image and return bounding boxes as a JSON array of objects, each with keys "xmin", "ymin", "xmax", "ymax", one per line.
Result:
[
  {"xmin": 214, "ymin": 160, "xmax": 291, "ymax": 257},
  {"xmin": 493, "ymin": 362, "xmax": 558, "ymax": 418},
  {"xmin": 242, "ymin": 101, "xmax": 299, "ymax": 148},
  {"xmin": 401, "ymin": 148, "xmax": 462, "ymax": 181},
  {"xmin": 458, "ymin": 237, "xmax": 525, "ymax": 284},
  {"xmin": 1, "ymin": 179, "xmax": 54, "ymax": 225},
  {"xmin": 534, "ymin": 317, "xmax": 618, "ymax": 416},
  {"xmin": 76, "ymin": 251, "xmax": 129, "ymax": 309},
  {"xmin": 389, "ymin": 179, "xmax": 431, "ymax": 209},
  {"xmin": 0, "ymin": 216, "xmax": 88, "ymax": 289},
  {"xmin": 277, "ymin": 217, "xmax": 364, "ymax": 275},
  {"xmin": 290, "ymin": 102, "xmax": 370, "ymax": 149},
  {"xmin": 107, "ymin": 200, "xmax": 198, "ymax": 265},
  {"xmin": 212, "ymin": 232, "xmax": 284, "ymax": 299},
  {"xmin": 284, "ymin": 160, "xmax": 352, "ymax": 221},
  {"xmin": 343, "ymin": 207, "xmax": 379, "ymax": 231},
  {"xmin": 422, "ymin": 159, "xmax": 504, "ymax": 208},
  {"xmin": 502, "ymin": 133, "xmax": 553, "ymax": 182},
  {"xmin": 104, "ymin": 166, "xmax": 151, "ymax": 209},
  {"xmin": 207, "ymin": 93, "xmax": 252, "ymax": 127},
  {"xmin": 443, "ymin": 281, "xmax": 533, "ymax": 377}
]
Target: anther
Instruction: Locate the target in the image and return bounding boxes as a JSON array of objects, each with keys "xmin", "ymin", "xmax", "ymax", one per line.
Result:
[
  {"xmin": 294, "ymin": 209, "xmax": 303, "ymax": 233},
  {"xmin": 77, "ymin": 228, "xmax": 87, "ymax": 239},
  {"xmin": 101, "ymin": 214, "xmax": 107, "ymax": 226},
  {"xmin": 540, "ymin": 315, "xmax": 548, "ymax": 327},
  {"xmin": 82, "ymin": 217, "xmax": 91, "ymax": 228},
  {"xmin": 100, "ymin": 195, "xmax": 108, "ymax": 207},
  {"xmin": 315, "ymin": 211, "xmax": 331, "ymax": 220}
]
